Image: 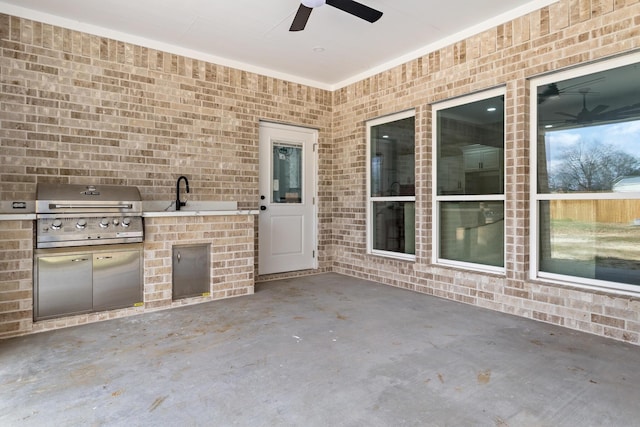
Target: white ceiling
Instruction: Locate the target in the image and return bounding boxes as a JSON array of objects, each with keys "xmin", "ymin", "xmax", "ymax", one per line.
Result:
[{"xmin": 1, "ymin": 0, "xmax": 556, "ymax": 90}]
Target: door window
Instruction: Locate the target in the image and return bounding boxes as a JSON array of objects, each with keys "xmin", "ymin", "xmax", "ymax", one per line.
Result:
[{"xmin": 272, "ymin": 142, "xmax": 302, "ymax": 204}]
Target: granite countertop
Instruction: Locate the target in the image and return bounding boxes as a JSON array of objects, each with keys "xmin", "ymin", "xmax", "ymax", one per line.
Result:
[
  {"xmin": 142, "ymin": 210, "xmax": 259, "ymax": 217},
  {"xmin": 0, "ymin": 200, "xmax": 258, "ymax": 220},
  {"xmin": 0, "ymin": 213, "xmax": 37, "ymax": 220},
  {"xmin": 141, "ymin": 201, "xmax": 258, "ymax": 217},
  {"xmin": 0, "ymin": 201, "xmax": 35, "ymax": 220}
]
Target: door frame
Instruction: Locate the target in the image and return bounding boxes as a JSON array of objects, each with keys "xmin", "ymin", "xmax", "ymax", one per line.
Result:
[{"xmin": 258, "ymin": 120, "xmax": 319, "ymax": 275}]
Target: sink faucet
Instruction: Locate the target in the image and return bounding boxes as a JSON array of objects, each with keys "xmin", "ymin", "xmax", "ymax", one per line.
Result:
[{"xmin": 176, "ymin": 175, "xmax": 190, "ymax": 210}]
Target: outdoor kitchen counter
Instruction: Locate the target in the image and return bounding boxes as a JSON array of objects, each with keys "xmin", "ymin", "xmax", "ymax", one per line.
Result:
[
  {"xmin": 0, "ymin": 214, "xmax": 36, "ymax": 220},
  {"xmin": 141, "ymin": 211, "xmax": 256, "ymax": 311},
  {"xmin": 142, "ymin": 200, "xmax": 258, "ymax": 217},
  {"xmin": 0, "ymin": 201, "xmax": 35, "ymax": 220},
  {"xmin": 0, "ymin": 211, "xmax": 261, "ymax": 219},
  {"xmin": 0, "ymin": 207, "xmax": 258, "ymax": 340},
  {"xmin": 143, "ymin": 210, "xmax": 259, "ymax": 217}
]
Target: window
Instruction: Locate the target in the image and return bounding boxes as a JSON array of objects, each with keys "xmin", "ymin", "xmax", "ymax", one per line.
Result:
[
  {"xmin": 367, "ymin": 110, "xmax": 415, "ymax": 259},
  {"xmin": 531, "ymin": 53, "xmax": 640, "ymax": 292},
  {"xmin": 272, "ymin": 143, "xmax": 302, "ymax": 203},
  {"xmin": 433, "ymin": 88, "xmax": 505, "ymax": 270}
]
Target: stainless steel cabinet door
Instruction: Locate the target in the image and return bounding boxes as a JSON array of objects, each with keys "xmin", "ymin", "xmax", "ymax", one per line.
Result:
[
  {"xmin": 173, "ymin": 244, "xmax": 210, "ymax": 299},
  {"xmin": 93, "ymin": 250, "xmax": 142, "ymax": 310},
  {"xmin": 35, "ymin": 254, "xmax": 93, "ymax": 320}
]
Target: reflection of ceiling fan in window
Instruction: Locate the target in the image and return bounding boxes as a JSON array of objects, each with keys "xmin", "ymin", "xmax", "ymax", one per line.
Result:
[
  {"xmin": 555, "ymin": 89, "xmax": 608, "ymax": 123},
  {"xmin": 554, "ymin": 88, "xmax": 640, "ymax": 124},
  {"xmin": 537, "ymin": 77, "xmax": 604, "ymax": 104}
]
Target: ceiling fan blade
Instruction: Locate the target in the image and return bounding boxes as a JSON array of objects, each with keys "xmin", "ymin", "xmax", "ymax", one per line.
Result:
[
  {"xmin": 559, "ymin": 76, "xmax": 605, "ymax": 92},
  {"xmin": 590, "ymin": 104, "xmax": 609, "ymax": 115},
  {"xmin": 605, "ymin": 103, "xmax": 640, "ymax": 116},
  {"xmin": 555, "ymin": 112, "xmax": 578, "ymax": 118},
  {"xmin": 326, "ymin": 0, "xmax": 383, "ymax": 23},
  {"xmin": 290, "ymin": 4, "xmax": 313, "ymax": 31}
]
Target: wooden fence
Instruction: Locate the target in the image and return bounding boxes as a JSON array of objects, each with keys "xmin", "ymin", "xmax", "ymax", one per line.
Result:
[{"xmin": 549, "ymin": 200, "xmax": 640, "ymax": 224}]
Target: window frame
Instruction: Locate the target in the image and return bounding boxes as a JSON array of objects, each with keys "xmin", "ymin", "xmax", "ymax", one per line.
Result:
[
  {"xmin": 529, "ymin": 52, "xmax": 640, "ymax": 294},
  {"xmin": 432, "ymin": 87, "xmax": 506, "ymax": 273},
  {"xmin": 366, "ymin": 109, "xmax": 416, "ymax": 261}
]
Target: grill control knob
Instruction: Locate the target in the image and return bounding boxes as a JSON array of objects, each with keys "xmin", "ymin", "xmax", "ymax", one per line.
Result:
[
  {"xmin": 99, "ymin": 217, "xmax": 109, "ymax": 228},
  {"xmin": 76, "ymin": 219, "xmax": 87, "ymax": 229},
  {"xmin": 122, "ymin": 217, "xmax": 132, "ymax": 228},
  {"xmin": 112, "ymin": 218, "xmax": 120, "ymax": 226},
  {"xmin": 51, "ymin": 219, "xmax": 63, "ymax": 230}
]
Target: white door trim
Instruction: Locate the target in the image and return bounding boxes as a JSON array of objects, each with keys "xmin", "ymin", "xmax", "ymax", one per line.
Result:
[{"xmin": 258, "ymin": 121, "xmax": 318, "ymax": 275}]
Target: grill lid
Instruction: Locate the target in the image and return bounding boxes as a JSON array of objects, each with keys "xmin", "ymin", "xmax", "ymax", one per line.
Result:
[{"xmin": 36, "ymin": 183, "xmax": 142, "ymax": 215}]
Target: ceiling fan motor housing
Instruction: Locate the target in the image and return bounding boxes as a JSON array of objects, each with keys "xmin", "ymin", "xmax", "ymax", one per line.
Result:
[{"xmin": 302, "ymin": 0, "xmax": 326, "ymax": 7}]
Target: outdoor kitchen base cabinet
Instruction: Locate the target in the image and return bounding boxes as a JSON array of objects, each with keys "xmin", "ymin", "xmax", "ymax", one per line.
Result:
[
  {"xmin": 173, "ymin": 244, "xmax": 210, "ymax": 300},
  {"xmin": 93, "ymin": 249, "xmax": 142, "ymax": 311},
  {"xmin": 35, "ymin": 253, "xmax": 93, "ymax": 319},
  {"xmin": 34, "ymin": 244, "xmax": 143, "ymax": 321}
]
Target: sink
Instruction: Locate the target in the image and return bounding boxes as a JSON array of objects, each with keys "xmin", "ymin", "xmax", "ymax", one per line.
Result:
[
  {"xmin": 178, "ymin": 201, "xmax": 237, "ymax": 211},
  {"xmin": 143, "ymin": 200, "xmax": 238, "ymax": 212}
]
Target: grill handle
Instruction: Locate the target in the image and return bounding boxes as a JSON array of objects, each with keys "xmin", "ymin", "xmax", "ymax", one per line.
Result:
[{"xmin": 49, "ymin": 203, "xmax": 133, "ymax": 209}]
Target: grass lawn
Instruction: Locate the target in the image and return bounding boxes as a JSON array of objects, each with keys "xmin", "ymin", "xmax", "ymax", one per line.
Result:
[{"xmin": 542, "ymin": 219, "xmax": 640, "ymax": 281}]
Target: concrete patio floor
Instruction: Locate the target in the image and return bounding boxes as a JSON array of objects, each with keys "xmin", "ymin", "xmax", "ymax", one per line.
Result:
[{"xmin": 1, "ymin": 273, "xmax": 639, "ymax": 426}]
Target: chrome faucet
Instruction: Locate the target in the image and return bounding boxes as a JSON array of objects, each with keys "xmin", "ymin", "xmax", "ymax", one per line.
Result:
[{"xmin": 176, "ymin": 175, "xmax": 189, "ymax": 210}]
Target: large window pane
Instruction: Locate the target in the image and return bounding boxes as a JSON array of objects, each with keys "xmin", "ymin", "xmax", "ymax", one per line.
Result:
[
  {"xmin": 540, "ymin": 122, "xmax": 640, "ymax": 193},
  {"xmin": 372, "ymin": 201, "xmax": 415, "ymax": 255},
  {"xmin": 370, "ymin": 116, "xmax": 415, "ymax": 197},
  {"xmin": 440, "ymin": 201, "xmax": 504, "ymax": 267},
  {"xmin": 537, "ymin": 62, "xmax": 640, "ymax": 194},
  {"xmin": 437, "ymin": 95, "xmax": 504, "ymax": 196},
  {"xmin": 539, "ymin": 200, "xmax": 640, "ymax": 285}
]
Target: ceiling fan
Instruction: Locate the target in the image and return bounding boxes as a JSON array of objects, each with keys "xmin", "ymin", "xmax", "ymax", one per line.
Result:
[
  {"xmin": 552, "ymin": 89, "xmax": 640, "ymax": 125},
  {"xmin": 537, "ymin": 77, "xmax": 604, "ymax": 104},
  {"xmin": 290, "ymin": 0, "xmax": 383, "ymax": 32},
  {"xmin": 555, "ymin": 89, "xmax": 609, "ymax": 123}
]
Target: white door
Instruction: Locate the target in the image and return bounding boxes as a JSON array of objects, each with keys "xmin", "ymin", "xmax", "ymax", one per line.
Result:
[{"xmin": 258, "ymin": 122, "xmax": 317, "ymax": 275}]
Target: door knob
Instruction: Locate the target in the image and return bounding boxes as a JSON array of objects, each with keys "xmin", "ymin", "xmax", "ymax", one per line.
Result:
[{"xmin": 260, "ymin": 206, "xmax": 267, "ymax": 211}]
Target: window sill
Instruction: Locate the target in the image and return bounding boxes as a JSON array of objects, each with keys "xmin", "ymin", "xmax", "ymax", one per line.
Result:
[
  {"xmin": 435, "ymin": 258, "xmax": 505, "ymax": 275},
  {"xmin": 369, "ymin": 250, "xmax": 416, "ymax": 262}
]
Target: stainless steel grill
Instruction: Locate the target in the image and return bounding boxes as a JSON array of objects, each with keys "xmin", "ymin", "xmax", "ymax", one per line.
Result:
[{"xmin": 35, "ymin": 183, "xmax": 144, "ymax": 249}]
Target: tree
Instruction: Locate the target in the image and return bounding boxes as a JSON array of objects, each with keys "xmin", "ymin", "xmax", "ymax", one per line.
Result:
[{"xmin": 549, "ymin": 140, "xmax": 640, "ymax": 192}]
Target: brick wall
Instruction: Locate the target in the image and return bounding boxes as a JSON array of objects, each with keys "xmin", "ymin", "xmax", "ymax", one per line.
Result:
[
  {"xmin": 2, "ymin": 0, "xmax": 640, "ymax": 344},
  {"xmin": 0, "ymin": 12, "xmax": 335, "ymax": 279},
  {"xmin": 143, "ymin": 215, "xmax": 255, "ymax": 308},
  {"xmin": 0, "ymin": 13, "xmax": 333, "ymax": 208},
  {"xmin": 0, "ymin": 220, "xmax": 33, "ymax": 338},
  {"xmin": 331, "ymin": 0, "xmax": 640, "ymax": 344}
]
